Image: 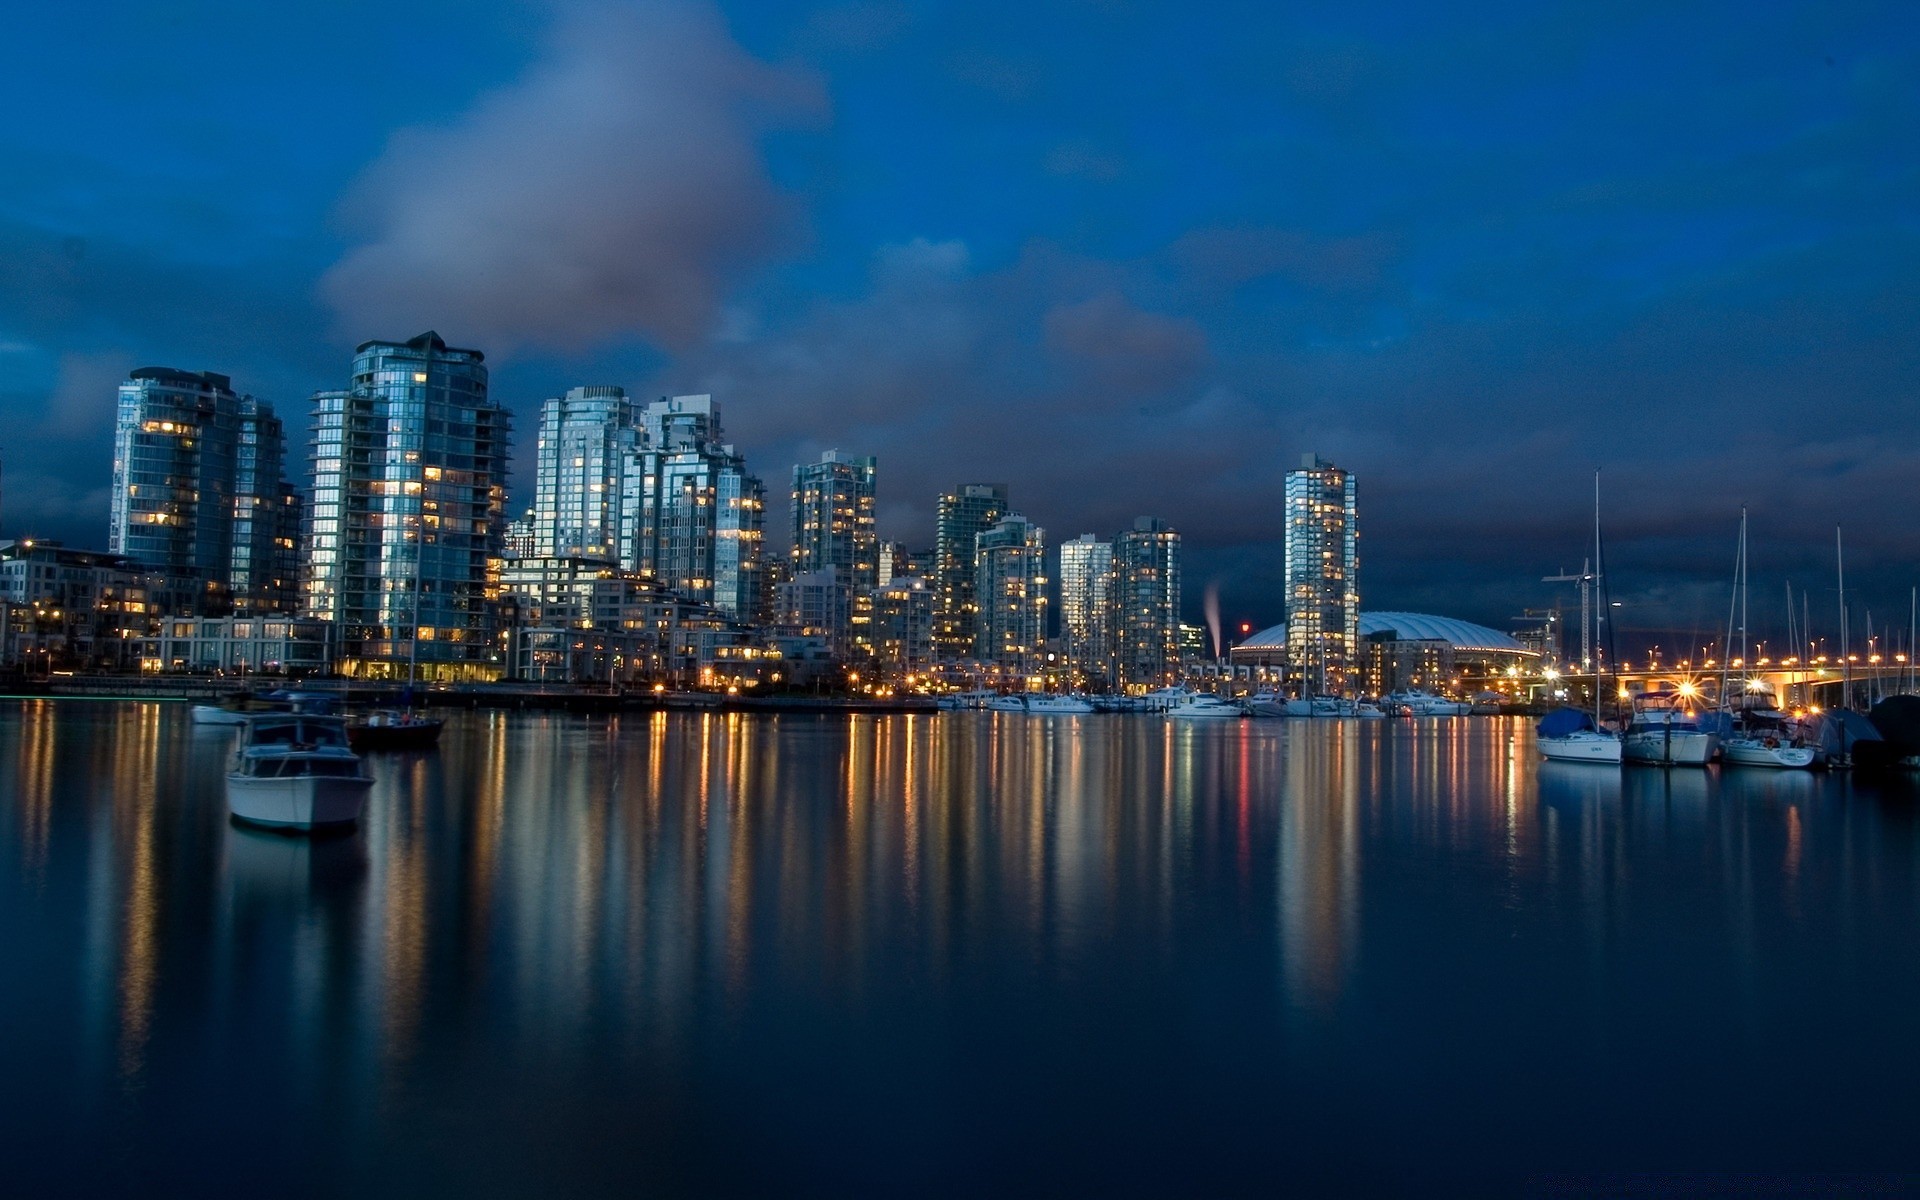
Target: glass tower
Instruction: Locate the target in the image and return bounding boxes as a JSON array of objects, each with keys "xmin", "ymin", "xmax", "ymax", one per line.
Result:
[
  {"xmin": 973, "ymin": 512, "xmax": 1046, "ymax": 670},
  {"xmin": 1283, "ymin": 453, "xmax": 1359, "ymax": 694},
  {"xmin": 533, "ymin": 386, "xmax": 638, "ymax": 562},
  {"xmin": 624, "ymin": 396, "xmax": 765, "ymax": 622},
  {"xmin": 1058, "ymin": 533, "xmax": 1115, "ymax": 687},
  {"xmin": 305, "ymin": 331, "xmax": 509, "ymax": 679},
  {"xmin": 1112, "ymin": 517, "xmax": 1181, "ymax": 688},
  {"xmin": 933, "ymin": 483, "xmax": 1008, "ymax": 659},
  {"xmin": 790, "ymin": 450, "xmax": 877, "ymax": 655},
  {"xmin": 109, "ymin": 367, "xmax": 299, "ymax": 613}
]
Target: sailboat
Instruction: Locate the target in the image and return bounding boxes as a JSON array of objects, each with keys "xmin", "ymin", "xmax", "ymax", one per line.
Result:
[
  {"xmin": 1718, "ymin": 509, "xmax": 1813, "ymax": 769},
  {"xmin": 1538, "ymin": 472, "xmax": 1623, "ymax": 764}
]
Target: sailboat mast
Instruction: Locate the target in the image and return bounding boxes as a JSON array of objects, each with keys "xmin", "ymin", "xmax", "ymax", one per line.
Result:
[
  {"xmin": 1593, "ymin": 470, "xmax": 1602, "ymax": 726},
  {"xmin": 1838, "ymin": 527, "xmax": 1850, "ymax": 710}
]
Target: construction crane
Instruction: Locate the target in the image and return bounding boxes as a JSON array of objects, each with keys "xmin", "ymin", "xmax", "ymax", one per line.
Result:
[{"xmin": 1543, "ymin": 559, "xmax": 1594, "ymax": 668}]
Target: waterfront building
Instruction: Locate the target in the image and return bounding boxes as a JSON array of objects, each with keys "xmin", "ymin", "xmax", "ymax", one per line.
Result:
[
  {"xmin": 532, "ymin": 386, "xmax": 639, "ymax": 562},
  {"xmin": 933, "ymin": 483, "xmax": 1008, "ymax": 659},
  {"xmin": 1112, "ymin": 517, "xmax": 1182, "ymax": 688},
  {"xmin": 1284, "ymin": 453, "xmax": 1359, "ymax": 694},
  {"xmin": 304, "ymin": 332, "xmax": 510, "ymax": 680},
  {"xmin": 775, "ymin": 569, "xmax": 851, "ymax": 651},
  {"xmin": 790, "ymin": 451, "xmax": 878, "ymax": 655},
  {"xmin": 973, "ymin": 513, "xmax": 1046, "ymax": 670},
  {"xmin": 0, "ymin": 539, "xmax": 200, "ymax": 670},
  {"xmin": 1058, "ymin": 533, "xmax": 1114, "ymax": 687},
  {"xmin": 868, "ymin": 575, "xmax": 935, "ymax": 678},
  {"xmin": 1230, "ymin": 612, "xmax": 1537, "ymax": 697},
  {"xmin": 147, "ymin": 615, "xmax": 335, "ymax": 675},
  {"xmin": 109, "ymin": 367, "xmax": 300, "ymax": 614},
  {"xmin": 625, "ymin": 395, "xmax": 766, "ymax": 623}
]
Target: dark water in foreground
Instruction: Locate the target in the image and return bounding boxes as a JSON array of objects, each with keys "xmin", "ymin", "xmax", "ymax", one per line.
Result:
[{"xmin": 3, "ymin": 701, "xmax": 1919, "ymax": 1197}]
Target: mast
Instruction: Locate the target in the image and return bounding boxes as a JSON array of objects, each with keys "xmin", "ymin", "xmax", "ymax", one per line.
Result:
[
  {"xmin": 1592, "ymin": 470, "xmax": 1603, "ymax": 727},
  {"xmin": 1838, "ymin": 527, "xmax": 1850, "ymax": 710},
  {"xmin": 1719, "ymin": 508, "xmax": 1740, "ymax": 713}
]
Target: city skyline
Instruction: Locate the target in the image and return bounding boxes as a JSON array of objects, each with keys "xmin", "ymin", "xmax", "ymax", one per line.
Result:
[{"xmin": 1, "ymin": 1, "xmax": 1915, "ymax": 643}]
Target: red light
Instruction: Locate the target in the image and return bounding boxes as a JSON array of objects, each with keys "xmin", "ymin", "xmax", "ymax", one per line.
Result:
[{"xmin": 1239, "ymin": 623, "xmax": 1252, "ymax": 634}]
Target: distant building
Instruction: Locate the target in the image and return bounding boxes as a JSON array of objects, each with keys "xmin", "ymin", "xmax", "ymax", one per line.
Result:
[
  {"xmin": 532, "ymin": 386, "xmax": 639, "ymax": 562},
  {"xmin": 973, "ymin": 513, "xmax": 1046, "ymax": 670},
  {"xmin": 1112, "ymin": 517, "xmax": 1182, "ymax": 688},
  {"xmin": 876, "ymin": 541, "xmax": 915, "ymax": 587},
  {"xmin": 1232, "ymin": 612, "xmax": 1537, "ymax": 698},
  {"xmin": 1284, "ymin": 453, "xmax": 1359, "ymax": 694},
  {"xmin": 869, "ymin": 575, "xmax": 935, "ymax": 678},
  {"xmin": 109, "ymin": 367, "xmax": 300, "ymax": 614},
  {"xmin": 790, "ymin": 450, "xmax": 877, "ymax": 655},
  {"xmin": 625, "ymin": 395, "xmax": 766, "ymax": 623},
  {"xmin": 304, "ymin": 332, "xmax": 510, "ymax": 680},
  {"xmin": 933, "ymin": 483, "xmax": 1008, "ymax": 659},
  {"xmin": 0, "ymin": 539, "xmax": 199, "ymax": 670},
  {"xmin": 1058, "ymin": 533, "xmax": 1114, "ymax": 687},
  {"xmin": 775, "ymin": 569, "xmax": 850, "ymax": 651}
]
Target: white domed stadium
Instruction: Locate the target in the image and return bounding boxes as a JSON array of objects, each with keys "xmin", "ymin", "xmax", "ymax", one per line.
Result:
[{"xmin": 1229, "ymin": 611, "xmax": 1539, "ymax": 696}]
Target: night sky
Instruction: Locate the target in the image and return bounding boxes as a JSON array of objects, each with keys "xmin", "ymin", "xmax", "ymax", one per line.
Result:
[{"xmin": 2, "ymin": 0, "xmax": 1915, "ymax": 648}]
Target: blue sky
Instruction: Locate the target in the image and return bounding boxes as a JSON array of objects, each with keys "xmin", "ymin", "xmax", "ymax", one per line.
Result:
[{"xmin": 2, "ymin": 0, "xmax": 1915, "ymax": 643}]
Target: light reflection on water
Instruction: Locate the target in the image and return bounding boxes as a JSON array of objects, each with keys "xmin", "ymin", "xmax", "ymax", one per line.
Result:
[{"xmin": 3, "ymin": 703, "xmax": 1920, "ymax": 1196}]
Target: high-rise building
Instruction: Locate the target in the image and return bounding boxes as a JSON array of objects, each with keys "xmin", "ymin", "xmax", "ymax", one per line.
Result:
[
  {"xmin": 973, "ymin": 512, "xmax": 1046, "ymax": 670},
  {"xmin": 532, "ymin": 386, "xmax": 638, "ymax": 562},
  {"xmin": 625, "ymin": 395, "xmax": 765, "ymax": 622},
  {"xmin": 305, "ymin": 331, "xmax": 510, "ymax": 679},
  {"xmin": 933, "ymin": 483, "xmax": 1008, "ymax": 659},
  {"xmin": 1284, "ymin": 453, "xmax": 1359, "ymax": 693},
  {"xmin": 1112, "ymin": 517, "xmax": 1182, "ymax": 687},
  {"xmin": 1058, "ymin": 533, "xmax": 1114, "ymax": 686},
  {"xmin": 869, "ymin": 575, "xmax": 935, "ymax": 677},
  {"xmin": 789, "ymin": 450, "xmax": 877, "ymax": 655},
  {"xmin": 109, "ymin": 368, "xmax": 301, "ymax": 613}
]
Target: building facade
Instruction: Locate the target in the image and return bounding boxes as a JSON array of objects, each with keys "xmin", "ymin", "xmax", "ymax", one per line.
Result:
[
  {"xmin": 973, "ymin": 513, "xmax": 1046, "ymax": 670},
  {"xmin": 1283, "ymin": 453, "xmax": 1359, "ymax": 694},
  {"xmin": 625, "ymin": 396, "xmax": 766, "ymax": 622},
  {"xmin": 109, "ymin": 367, "xmax": 299, "ymax": 614},
  {"xmin": 1058, "ymin": 533, "xmax": 1115, "ymax": 687},
  {"xmin": 532, "ymin": 386, "xmax": 638, "ymax": 562},
  {"xmin": 790, "ymin": 451, "xmax": 877, "ymax": 655},
  {"xmin": 933, "ymin": 483, "xmax": 1008, "ymax": 659},
  {"xmin": 868, "ymin": 575, "xmax": 935, "ymax": 678},
  {"xmin": 305, "ymin": 331, "xmax": 510, "ymax": 680},
  {"xmin": 1112, "ymin": 517, "xmax": 1182, "ymax": 688}
]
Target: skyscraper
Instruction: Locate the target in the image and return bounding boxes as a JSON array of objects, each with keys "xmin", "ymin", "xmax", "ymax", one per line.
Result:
[
  {"xmin": 933, "ymin": 483, "xmax": 1007, "ymax": 659},
  {"xmin": 1284, "ymin": 453, "xmax": 1359, "ymax": 693},
  {"xmin": 625, "ymin": 395, "xmax": 765, "ymax": 621},
  {"xmin": 532, "ymin": 386, "xmax": 638, "ymax": 562},
  {"xmin": 305, "ymin": 331, "xmax": 510, "ymax": 679},
  {"xmin": 973, "ymin": 512, "xmax": 1046, "ymax": 670},
  {"xmin": 790, "ymin": 450, "xmax": 877, "ymax": 655},
  {"xmin": 1112, "ymin": 517, "xmax": 1181, "ymax": 687},
  {"xmin": 1058, "ymin": 533, "xmax": 1114, "ymax": 686},
  {"xmin": 109, "ymin": 367, "xmax": 299, "ymax": 613}
]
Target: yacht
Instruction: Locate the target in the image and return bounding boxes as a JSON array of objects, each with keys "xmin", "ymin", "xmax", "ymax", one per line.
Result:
[
  {"xmin": 1244, "ymin": 690, "xmax": 1288, "ymax": 718},
  {"xmin": 1719, "ymin": 702, "xmax": 1815, "ymax": 769},
  {"xmin": 346, "ymin": 709, "xmax": 445, "ymax": 751},
  {"xmin": 1283, "ymin": 694, "xmax": 1347, "ymax": 717},
  {"xmin": 1536, "ymin": 707, "xmax": 1623, "ymax": 764},
  {"xmin": 1383, "ymin": 688, "xmax": 1471, "ymax": 717},
  {"xmin": 226, "ymin": 713, "xmax": 373, "ymax": 830},
  {"xmin": 936, "ymin": 690, "xmax": 996, "ymax": 710},
  {"xmin": 1352, "ymin": 700, "xmax": 1387, "ymax": 719},
  {"xmin": 1622, "ymin": 691, "xmax": 1720, "ymax": 766},
  {"xmin": 984, "ymin": 695, "xmax": 1029, "ymax": 712},
  {"xmin": 1166, "ymin": 696, "xmax": 1245, "ymax": 720},
  {"xmin": 1022, "ymin": 694, "xmax": 1097, "ymax": 714}
]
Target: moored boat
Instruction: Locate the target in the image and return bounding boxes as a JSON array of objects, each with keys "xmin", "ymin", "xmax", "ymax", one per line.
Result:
[
  {"xmin": 1166, "ymin": 696, "xmax": 1245, "ymax": 719},
  {"xmin": 226, "ymin": 713, "xmax": 373, "ymax": 830},
  {"xmin": 346, "ymin": 710, "xmax": 444, "ymax": 751},
  {"xmin": 1536, "ymin": 706, "xmax": 1623, "ymax": 764},
  {"xmin": 1622, "ymin": 691, "xmax": 1719, "ymax": 766}
]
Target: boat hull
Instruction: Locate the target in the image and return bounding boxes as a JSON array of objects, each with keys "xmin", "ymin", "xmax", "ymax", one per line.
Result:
[
  {"xmin": 192, "ymin": 705, "xmax": 250, "ymax": 726},
  {"xmin": 1167, "ymin": 706, "xmax": 1243, "ymax": 720},
  {"xmin": 1721, "ymin": 739, "xmax": 1816, "ymax": 769},
  {"xmin": 347, "ymin": 720, "xmax": 444, "ymax": 751},
  {"xmin": 226, "ymin": 774, "xmax": 372, "ymax": 829},
  {"xmin": 1623, "ymin": 730, "xmax": 1719, "ymax": 766},
  {"xmin": 1538, "ymin": 732, "xmax": 1624, "ymax": 764}
]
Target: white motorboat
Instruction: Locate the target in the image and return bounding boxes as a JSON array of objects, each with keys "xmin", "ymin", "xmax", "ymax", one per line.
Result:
[
  {"xmin": 192, "ymin": 703, "xmax": 251, "ymax": 726},
  {"xmin": 937, "ymin": 690, "xmax": 997, "ymax": 710},
  {"xmin": 1383, "ymin": 688, "xmax": 1471, "ymax": 716},
  {"xmin": 1167, "ymin": 696, "xmax": 1245, "ymax": 719},
  {"xmin": 1283, "ymin": 694, "xmax": 1346, "ymax": 717},
  {"xmin": 1352, "ymin": 701, "xmax": 1386, "ymax": 720},
  {"xmin": 1622, "ymin": 691, "xmax": 1720, "ymax": 766},
  {"xmin": 226, "ymin": 713, "xmax": 373, "ymax": 830},
  {"xmin": 1026, "ymin": 694, "xmax": 1097, "ymax": 714},
  {"xmin": 1142, "ymin": 687, "xmax": 1205, "ymax": 713},
  {"xmin": 1244, "ymin": 691, "xmax": 1288, "ymax": 718},
  {"xmin": 1536, "ymin": 707, "xmax": 1623, "ymax": 764},
  {"xmin": 984, "ymin": 695, "xmax": 1029, "ymax": 712},
  {"xmin": 1720, "ymin": 729, "xmax": 1816, "ymax": 769}
]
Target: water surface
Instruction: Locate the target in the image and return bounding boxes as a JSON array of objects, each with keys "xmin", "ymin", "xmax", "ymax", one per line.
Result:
[{"xmin": 3, "ymin": 702, "xmax": 1918, "ymax": 1196}]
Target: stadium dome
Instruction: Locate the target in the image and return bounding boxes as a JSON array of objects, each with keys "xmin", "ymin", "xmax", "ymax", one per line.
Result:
[{"xmin": 1234, "ymin": 612, "xmax": 1529, "ymax": 654}]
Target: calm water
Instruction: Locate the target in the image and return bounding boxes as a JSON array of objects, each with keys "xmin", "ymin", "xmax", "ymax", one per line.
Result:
[{"xmin": 3, "ymin": 701, "xmax": 1919, "ymax": 1197}]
